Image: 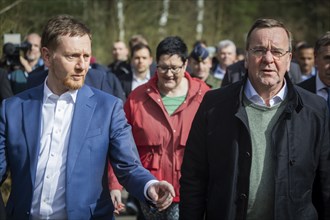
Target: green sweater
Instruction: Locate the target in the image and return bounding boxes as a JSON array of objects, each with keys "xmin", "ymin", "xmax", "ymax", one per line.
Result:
[{"xmin": 244, "ymin": 96, "xmax": 286, "ymax": 220}]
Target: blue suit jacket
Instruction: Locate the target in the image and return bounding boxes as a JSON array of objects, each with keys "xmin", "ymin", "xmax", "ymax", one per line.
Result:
[{"xmin": 0, "ymin": 84, "xmax": 155, "ymax": 220}]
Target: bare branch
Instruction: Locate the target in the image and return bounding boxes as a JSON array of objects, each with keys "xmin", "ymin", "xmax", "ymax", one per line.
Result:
[{"xmin": 0, "ymin": 0, "xmax": 23, "ymax": 15}]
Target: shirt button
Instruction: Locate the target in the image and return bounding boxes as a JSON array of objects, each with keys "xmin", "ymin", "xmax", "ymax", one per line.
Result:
[
  {"xmin": 157, "ymin": 99, "xmax": 161, "ymax": 102},
  {"xmin": 26, "ymin": 211, "xmax": 30, "ymax": 215},
  {"xmin": 173, "ymin": 129, "xmax": 176, "ymax": 133},
  {"xmin": 46, "ymin": 175, "xmax": 50, "ymax": 179},
  {"xmin": 245, "ymin": 152, "xmax": 251, "ymax": 158}
]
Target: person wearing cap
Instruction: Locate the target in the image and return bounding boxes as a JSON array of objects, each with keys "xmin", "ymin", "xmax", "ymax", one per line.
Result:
[{"xmin": 189, "ymin": 44, "xmax": 221, "ymax": 88}]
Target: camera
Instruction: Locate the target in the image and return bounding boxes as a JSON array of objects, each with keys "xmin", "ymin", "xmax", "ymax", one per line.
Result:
[
  {"xmin": 2, "ymin": 33, "xmax": 32, "ymax": 68},
  {"xmin": 3, "ymin": 41, "xmax": 32, "ymax": 67}
]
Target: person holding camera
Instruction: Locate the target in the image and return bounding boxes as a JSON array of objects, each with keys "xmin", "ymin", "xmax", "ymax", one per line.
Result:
[{"xmin": 8, "ymin": 33, "xmax": 43, "ymax": 94}]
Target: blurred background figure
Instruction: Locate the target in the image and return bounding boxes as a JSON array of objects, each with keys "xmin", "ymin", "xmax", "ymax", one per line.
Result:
[
  {"xmin": 117, "ymin": 43, "xmax": 154, "ymax": 98},
  {"xmin": 128, "ymin": 34, "xmax": 149, "ymax": 52},
  {"xmin": 299, "ymin": 32, "xmax": 330, "ymax": 112},
  {"xmin": 189, "ymin": 43, "xmax": 221, "ymax": 89},
  {"xmin": 0, "ymin": 68, "xmax": 13, "ymax": 106},
  {"xmin": 8, "ymin": 33, "xmax": 43, "ymax": 94},
  {"xmin": 236, "ymin": 48, "xmax": 246, "ymax": 61},
  {"xmin": 212, "ymin": 39, "xmax": 237, "ymax": 82},
  {"xmin": 108, "ymin": 40, "xmax": 129, "ymax": 75},
  {"xmin": 296, "ymin": 43, "xmax": 316, "ymax": 81}
]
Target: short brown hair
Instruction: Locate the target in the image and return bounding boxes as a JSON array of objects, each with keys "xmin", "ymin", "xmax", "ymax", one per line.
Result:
[
  {"xmin": 314, "ymin": 32, "xmax": 330, "ymax": 55},
  {"xmin": 246, "ymin": 18, "xmax": 292, "ymax": 52},
  {"xmin": 41, "ymin": 14, "xmax": 91, "ymax": 50}
]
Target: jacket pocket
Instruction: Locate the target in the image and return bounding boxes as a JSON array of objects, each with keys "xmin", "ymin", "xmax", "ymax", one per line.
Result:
[
  {"xmin": 138, "ymin": 145, "xmax": 162, "ymax": 170},
  {"xmin": 175, "ymin": 144, "xmax": 185, "ymax": 171}
]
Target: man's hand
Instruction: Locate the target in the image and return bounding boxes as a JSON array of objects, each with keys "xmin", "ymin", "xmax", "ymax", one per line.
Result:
[
  {"xmin": 19, "ymin": 56, "xmax": 32, "ymax": 73},
  {"xmin": 147, "ymin": 180, "xmax": 175, "ymax": 211},
  {"xmin": 110, "ymin": 189, "xmax": 125, "ymax": 215}
]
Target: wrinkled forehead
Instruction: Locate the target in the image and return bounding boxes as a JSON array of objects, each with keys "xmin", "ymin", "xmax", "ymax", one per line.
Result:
[{"xmin": 249, "ymin": 27, "xmax": 290, "ymax": 49}]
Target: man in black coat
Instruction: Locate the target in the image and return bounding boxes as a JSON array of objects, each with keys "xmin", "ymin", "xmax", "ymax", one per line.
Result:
[
  {"xmin": 115, "ymin": 43, "xmax": 154, "ymax": 98},
  {"xmin": 180, "ymin": 18, "xmax": 330, "ymax": 220},
  {"xmin": 298, "ymin": 32, "xmax": 330, "ymax": 102}
]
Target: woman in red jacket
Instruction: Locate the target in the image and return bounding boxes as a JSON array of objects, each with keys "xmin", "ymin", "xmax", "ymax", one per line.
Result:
[{"xmin": 123, "ymin": 36, "xmax": 210, "ymax": 220}]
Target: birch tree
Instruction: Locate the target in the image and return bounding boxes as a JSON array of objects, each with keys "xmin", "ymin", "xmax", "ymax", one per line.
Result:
[
  {"xmin": 196, "ymin": 0, "xmax": 204, "ymax": 40},
  {"xmin": 116, "ymin": 0, "xmax": 125, "ymax": 41},
  {"xmin": 159, "ymin": 0, "xmax": 170, "ymax": 38}
]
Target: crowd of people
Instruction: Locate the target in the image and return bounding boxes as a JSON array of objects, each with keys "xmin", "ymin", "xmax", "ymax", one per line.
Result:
[{"xmin": 0, "ymin": 14, "xmax": 329, "ymax": 220}]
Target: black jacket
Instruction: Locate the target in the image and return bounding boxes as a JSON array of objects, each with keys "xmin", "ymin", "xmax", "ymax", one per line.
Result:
[
  {"xmin": 180, "ymin": 74, "xmax": 330, "ymax": 220},
  {"xmin": 298, "ymin": 75, "xmax": 317, "ymax": 93},
  {"xmin": 0, "ymin": 68, "xmax": 13, "ymax": 104}
]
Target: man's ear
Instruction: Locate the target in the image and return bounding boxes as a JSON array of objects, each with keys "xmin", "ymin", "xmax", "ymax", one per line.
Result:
[
  {"xmin": 41, "ymin": 47, "xmax": 51, "ymax": 67},
  {"xmin": 286, "ymin": 52, "xmax": 293, "ymax": 72},
  {"xmin": 244, "ymin": 52, "xmax": 248, "ymax": 69}
]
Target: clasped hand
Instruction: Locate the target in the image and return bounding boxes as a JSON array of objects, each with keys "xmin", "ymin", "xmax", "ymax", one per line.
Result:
[{"xmin": 147, "ymin": 180, "xmax": 175, "ymax": 211}]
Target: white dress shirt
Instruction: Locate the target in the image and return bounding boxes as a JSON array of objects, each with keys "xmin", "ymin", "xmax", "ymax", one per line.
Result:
[
  {"xmin": 213, "ymin": 64, "xmax": 226, "ymax": 80},
  {"xmin": 244, "ymin": 79, "xmax": 287, "ymax": 107},
  {"xmin": 31, "ymin": 80, "xmax": 77, "ymax": 220},
  {"xmin": 131, "ymin": 70, "xmax": 151, "ymax": 91}
]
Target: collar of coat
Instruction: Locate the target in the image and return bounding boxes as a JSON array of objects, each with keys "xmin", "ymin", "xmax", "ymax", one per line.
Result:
[{"xmin": 238, "ymin": 72, "xmax": 303, "ymax": 114}]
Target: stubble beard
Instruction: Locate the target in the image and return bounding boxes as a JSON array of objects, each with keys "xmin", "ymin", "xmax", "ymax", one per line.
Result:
[{"xmin": 63, "ymin": 75, "xmax": 85, "ymax": 90}]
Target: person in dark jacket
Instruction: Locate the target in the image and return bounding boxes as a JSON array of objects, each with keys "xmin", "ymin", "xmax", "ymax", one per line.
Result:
[
  {"xmin": 0, "ymin": 68, "xmax": 13, "ymax": 104},
  {"xmin": 297, "ymin": 31, "xmax": 330, "ymax": 219},
  {"xmin": 298, "ymin": 32, "xmax": 330, "ymax": 103},
  {"xmin": 180, "ymin": 18, "xmax": 330, "ymax": 220}
]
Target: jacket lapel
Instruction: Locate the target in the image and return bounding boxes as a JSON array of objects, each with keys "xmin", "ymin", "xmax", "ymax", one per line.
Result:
[
  {"xmin": 23, "ymin": 85, "xmax": 43, "ymax": 183},
  {"xmin": 66, "ymin": 85, "xmax": 96, "ymax": 183}
]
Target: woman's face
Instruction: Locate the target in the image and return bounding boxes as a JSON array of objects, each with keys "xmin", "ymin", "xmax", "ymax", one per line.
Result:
[{"xmin": 156, "ymin": 54, "xmax": 187, "ymax": 93}]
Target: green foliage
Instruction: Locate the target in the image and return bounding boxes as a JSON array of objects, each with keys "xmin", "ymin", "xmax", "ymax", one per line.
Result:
[{"xmin": 0, "ymin": 0, "xmax": 329, "ymax": 66}]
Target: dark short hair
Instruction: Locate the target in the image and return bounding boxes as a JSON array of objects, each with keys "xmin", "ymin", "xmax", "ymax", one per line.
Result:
[
  {"xmin": 131, "ymin": 43, "xmax": 152, "ymax": 58},
  {"xmin": 246, "ymin": 18, "xmax": 292, "ymax": 52},
  {"xmin": 156, "ymin": 36, "xmax": 188, "ymax": 63},
  {"xmin": 314, "ymin": 32, "xmax": 330, "ymax": 55},
  {"xmin": 41, "ymin": 14, "xmax": 91, "ymax": 50},
  {"xmin": 297, "ymin": 43, "xmax": 314, "ymax": 51}
]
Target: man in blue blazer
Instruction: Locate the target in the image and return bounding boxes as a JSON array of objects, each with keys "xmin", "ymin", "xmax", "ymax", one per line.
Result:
[{"xmin": 0, "ymin": 15, "xmax": 174, "ymax": 220}]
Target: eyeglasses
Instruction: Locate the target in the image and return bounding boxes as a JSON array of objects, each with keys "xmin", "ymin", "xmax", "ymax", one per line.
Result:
[
  {"xmin": 157, "ymin": 64, "xmax": 185, "ymax": 74},
  {"xmin": 249, "ymin": 47, "xmax": 290, "ymax": 60}
]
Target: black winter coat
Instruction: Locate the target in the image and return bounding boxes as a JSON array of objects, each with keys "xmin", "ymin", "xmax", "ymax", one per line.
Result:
[{"xmin": 180, "ymin": 74, "xmax": 330, "ymax": 220}]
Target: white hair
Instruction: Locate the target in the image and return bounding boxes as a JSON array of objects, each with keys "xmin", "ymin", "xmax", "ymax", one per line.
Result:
[{"xmin": 217, "ymin": 39, "xmax": 236, "ymax": 52}]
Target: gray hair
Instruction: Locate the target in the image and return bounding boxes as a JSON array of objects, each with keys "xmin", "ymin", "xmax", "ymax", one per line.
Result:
[{"xmin": 217, "ymin": 40, "xmax": 236, "ymax": 53}]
